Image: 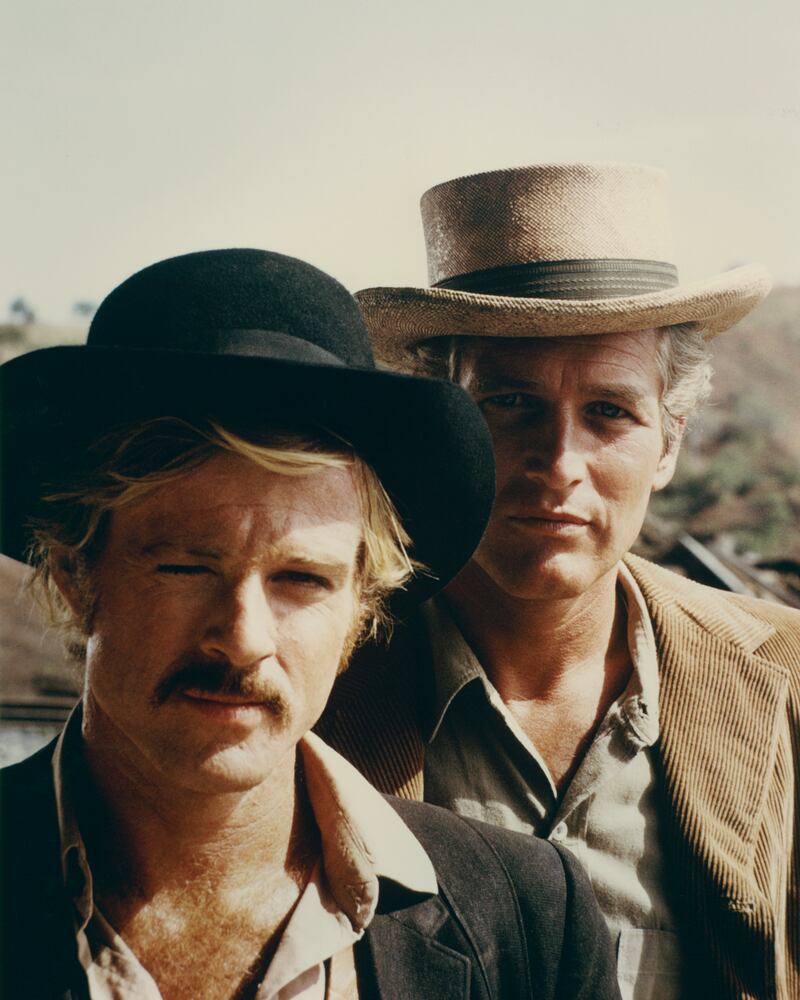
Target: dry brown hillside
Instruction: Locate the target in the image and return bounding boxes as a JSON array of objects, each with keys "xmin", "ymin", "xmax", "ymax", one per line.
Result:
[{"xmin": 649, "ymin": 285, "xmax": 800, "ymax": 562}]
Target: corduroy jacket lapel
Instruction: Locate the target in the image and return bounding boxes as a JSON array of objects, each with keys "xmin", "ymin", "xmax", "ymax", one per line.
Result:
[
  {"xmin": 627, "ymin": 555, "xmax": 787, "ymax": 905},
  {"xmin": 626, "ymin": 555, "xmax": 791, "ymax": 995}
]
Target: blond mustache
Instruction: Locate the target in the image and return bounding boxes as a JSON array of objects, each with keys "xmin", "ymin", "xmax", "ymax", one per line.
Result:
[{"xmin": 152, "ymin": 660, "xmax": 289, "ymax": 717}]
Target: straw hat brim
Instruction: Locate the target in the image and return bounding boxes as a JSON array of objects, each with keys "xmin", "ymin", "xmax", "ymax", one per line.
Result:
[{"xmin": 357, "ymin": 263, "xmax": 771, "ymax": 367}]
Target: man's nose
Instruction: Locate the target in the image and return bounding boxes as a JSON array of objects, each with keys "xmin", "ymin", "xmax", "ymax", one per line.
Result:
[
  {"xmin": 524, "ymin": 413, "xmax": 588, "ymax": 489},
  {"xmin": 199, "ymin": 574, "xmax": 277, "ymax": 668}
]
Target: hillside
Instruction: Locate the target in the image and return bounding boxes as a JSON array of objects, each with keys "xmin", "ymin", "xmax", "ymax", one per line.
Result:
[{"xmin": 649, "ymin": 285, "xmax": 800, "ymax": 564}]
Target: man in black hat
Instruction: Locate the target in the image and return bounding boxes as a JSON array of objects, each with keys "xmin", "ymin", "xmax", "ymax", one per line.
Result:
[{"xmin": 0, "ymin": 249, "xmax": 619, "ymax": 1000}]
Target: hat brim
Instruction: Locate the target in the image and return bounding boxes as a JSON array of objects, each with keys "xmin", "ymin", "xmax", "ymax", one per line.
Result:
[
  {"xmin": 356, "ymin": 263, "xmax": 771, "ymax": 367},
  {"xmin": 1, "ymin": 345, "xmax": 494, "ymax": 614}
]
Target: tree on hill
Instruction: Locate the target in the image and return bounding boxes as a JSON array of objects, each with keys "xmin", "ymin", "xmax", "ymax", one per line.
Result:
[
  {"xmin": 73, "ymin": 301, "xmax": 97, "ymax": 319},
  {"xmin": 9, "ymin": 297, "xmax": 35, "ymax": 325}
]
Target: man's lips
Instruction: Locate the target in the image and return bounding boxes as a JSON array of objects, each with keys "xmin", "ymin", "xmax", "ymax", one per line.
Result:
[
  {"xmin": 508, "ymin": 510, "xmax": 589, "ymax": 525},
  {"xmin": 506, "ymin": 509, "xmax": 591, "ymax": 535},
  {"xmin": 181, "ymin": 688, "xmax": 267, "ymax": 707}
]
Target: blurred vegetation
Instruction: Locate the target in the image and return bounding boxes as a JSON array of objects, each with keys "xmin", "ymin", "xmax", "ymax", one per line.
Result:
[
  {"xmin": 651, "ymin": 288, "xmax": 800, "ymax": 562},
  {"xmin": 652, "ymin": 395, "xmax": 800, "ymax": 558}
]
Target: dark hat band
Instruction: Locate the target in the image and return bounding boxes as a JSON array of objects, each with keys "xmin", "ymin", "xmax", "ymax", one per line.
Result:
[
  {"xmin": 89, "ymin": 328, "xmax": 347, "ymax": 368},
  {"xmin": 434, "ymin": 258, "xmax": 679, "ymax": 300}
]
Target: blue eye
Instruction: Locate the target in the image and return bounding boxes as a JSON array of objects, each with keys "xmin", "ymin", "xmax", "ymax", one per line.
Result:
[
  {"xmin": 483, "ymin": 393, "xmax": 534, "ymax": 409},
  {"xmin": 588, "ymin": 401, "xmax": 628, "ymax": 419}
]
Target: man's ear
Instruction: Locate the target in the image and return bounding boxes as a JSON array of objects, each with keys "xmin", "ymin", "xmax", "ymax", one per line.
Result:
[
  {"xmin": 652, "ymin": 418, "xmax": 686, "ymax": 493},
  {"xmin": 49, "ymin": 548, "xmax": 90, "ymax": 622}
]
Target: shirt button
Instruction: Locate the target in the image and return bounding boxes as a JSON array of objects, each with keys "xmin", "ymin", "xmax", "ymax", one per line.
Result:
[{"xmin": 550, "ymin": 822, "xmax": 568, "ymax": 842}]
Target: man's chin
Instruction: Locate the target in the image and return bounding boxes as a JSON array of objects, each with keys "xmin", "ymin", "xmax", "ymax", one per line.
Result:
[
  {"xmin": 157, "ymin": 743, "xmax": 292, "ymax": 795},
  {"xmin": 140, "ymin": 725, "xmax": 297, "ymax": 795},
  {"xmin": 478, "ymin": 551, "xmax": 612, "ymax": 602}
]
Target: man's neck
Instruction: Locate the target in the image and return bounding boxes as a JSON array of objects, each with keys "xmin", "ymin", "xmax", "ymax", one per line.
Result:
[
  {"xmin": 77, "ymin": 712, "xmax": 316, "ymax": 909},
  {"xmin": 445, "ymin": 560, "xmax": 628, "ymax": 697},
  {"xmin": 75, "ymin": 722, "xmax": 318, "ymax": 1000},
  {"xmin": 443, "ymin": 561, "xmax": 631, "ymax": 791}
]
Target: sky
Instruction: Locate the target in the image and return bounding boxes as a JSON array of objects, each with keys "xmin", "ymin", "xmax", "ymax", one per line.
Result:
[{"xmin": 2, "ymin": 0, "xmax": 799, "ymax": 324}]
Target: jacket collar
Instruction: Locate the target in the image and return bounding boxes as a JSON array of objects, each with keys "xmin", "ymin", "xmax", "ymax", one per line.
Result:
[{"xmin": 625, "ymin": 553, "xmax": 776, "ymax": 654}]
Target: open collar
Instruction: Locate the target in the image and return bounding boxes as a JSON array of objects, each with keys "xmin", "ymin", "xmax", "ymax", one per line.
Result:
[
  {"xmin": 423, "ymin": 566, "xmax": 662, "ymax": 750},
  {"xmin": 299, "ymin": 731, "xmax": 436, "ymax": 926},
  {"xmin": 51, "ymin": 710, "xmax": 438, "ymax": 999}
]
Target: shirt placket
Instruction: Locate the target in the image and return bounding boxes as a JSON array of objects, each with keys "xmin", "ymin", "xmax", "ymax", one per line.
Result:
[{"xmin": 546, "ymin": 702, "xmax": 650, "ymax": 866}]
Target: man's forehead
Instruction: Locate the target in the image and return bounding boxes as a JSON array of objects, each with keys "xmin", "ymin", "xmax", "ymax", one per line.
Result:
[
  {"xmin": 130, "ymin": 453, "xmax": 358, "ymax": 513},
  {"xmin": 116, "ymin": 508, "xmax": 363, "ymax": 569},
  {"xmin": 462, "ymin": 330, "xmax": 661, "ymax": 384},
  {"xmin": 108, "ymin": 455, "xmax": 364, "ymax": 553}
]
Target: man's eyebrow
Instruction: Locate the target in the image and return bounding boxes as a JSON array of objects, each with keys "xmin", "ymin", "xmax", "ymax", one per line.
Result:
[
  {"xmin": 468, "ymin": 373, "xmax": 649, "ymax": 408},
  {"xmin": 140, "ymin": 543, "xmax": 354, "ymax": 578},
  {"xmin": 584, "ymin": 383, "xmax": 649, "ymax": 406},
  {"xmin": 140, "ymin": 542, "xmax": 223, "ymax": 559},
  {"xmin": 279, "ymin": 554, "xmax": 354, "ymax": 578},
  {"xmin": 467, "ymin": 374, "xmax": 545, "ymax": 394}
]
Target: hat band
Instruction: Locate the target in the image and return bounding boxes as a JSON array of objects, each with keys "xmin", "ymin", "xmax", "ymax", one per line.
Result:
[
  {"xmin": 90, "ymin": 329, "xmax": 348, "ymax": 367},
  {"xmin": 434, "ymin": 258, "xmax": 679, "ymax": 300}
]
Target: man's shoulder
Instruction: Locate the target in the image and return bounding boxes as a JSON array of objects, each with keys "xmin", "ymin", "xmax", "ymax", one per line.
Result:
[
  {"xmin": 625, "ymin": 553, "xmax": 800, "ymax": 656},
  {"xmin": 1, "ymin": 739, "xmax": 57, "ymax": 805},
  {"xmin": 380, "ymin": 797, "xmax": 620, "ymax": 999},
  {"xmin": 316, "ymin": 618, "xmax": 433, "ymax": 796},
  {"xmin": 1, "ymin": 740, "xmax": 60, "ymax": 865},
  {"xmin": 387, "ymin": 796, "xmax": 563, "ymax": 873},
  {"xmin": 385, "ymin": 796, "xmax": 600, "ymax": 920},
  {"xmin": 1, "ymin": 739, "xmax": 80, "ymax": 998}
]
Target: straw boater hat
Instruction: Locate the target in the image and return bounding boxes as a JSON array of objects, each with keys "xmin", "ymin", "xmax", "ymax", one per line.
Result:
[{"xmin": 356, "ymin": 162, "xmax": 772, "ymax": 367}]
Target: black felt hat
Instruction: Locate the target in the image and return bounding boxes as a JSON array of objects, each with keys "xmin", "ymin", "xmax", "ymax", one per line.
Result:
[{"xmin": 1, "ymin": 249, "xmax": 494, "ymax": 609}]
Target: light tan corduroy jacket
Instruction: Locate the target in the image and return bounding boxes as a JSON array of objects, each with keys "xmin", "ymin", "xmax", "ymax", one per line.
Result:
[{"xmin": 318, "ymin": 555, "xmax": 800, "ymax": 1000}]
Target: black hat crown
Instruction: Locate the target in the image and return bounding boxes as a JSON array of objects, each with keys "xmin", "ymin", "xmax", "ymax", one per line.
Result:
[
  {"xmin": 89, "ymin": 248, "xmax": 375, "ymax": 369},
  {"xmin": 2, "ymin": 246, "xmax": 495, "ymax": 610}
]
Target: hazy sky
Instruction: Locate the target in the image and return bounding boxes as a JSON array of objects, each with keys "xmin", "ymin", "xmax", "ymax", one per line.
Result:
[{"xmin": 3, "ymin": 0, "xmax": 798, "ymax": 323}]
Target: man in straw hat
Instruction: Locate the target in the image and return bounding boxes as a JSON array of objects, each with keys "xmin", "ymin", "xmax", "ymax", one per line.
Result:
[
  {"xmin": 0, "ymin": 249, "xmax": 620, "ymax": 999},
  {"xmin": 318, "ymin": 163, "xmax": 800, "ymax": 999}
]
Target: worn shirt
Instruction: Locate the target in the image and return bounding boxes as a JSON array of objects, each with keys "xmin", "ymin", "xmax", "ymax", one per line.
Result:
[
  {"xmin": 53, "ymin": 712, "xmax": 437, "ymax": 1000},
  {"xmin": 423, "ymin": 563, "xmax": 684, "ymax": 1000}
]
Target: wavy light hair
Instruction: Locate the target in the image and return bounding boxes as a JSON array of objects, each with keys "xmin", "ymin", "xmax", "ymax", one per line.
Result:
[{"xmin": 28, "ymin": 416, "xmax": 420, "ymax": 660}]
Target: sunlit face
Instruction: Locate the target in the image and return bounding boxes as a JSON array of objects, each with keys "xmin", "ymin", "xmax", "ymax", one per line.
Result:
[
  {"xmin": 73, "ymin": 453, "xmax": 363, "ymax": 794},
  {"xmin": 459, "ymin": 331, "xmax": 681, "ymax": 600}
]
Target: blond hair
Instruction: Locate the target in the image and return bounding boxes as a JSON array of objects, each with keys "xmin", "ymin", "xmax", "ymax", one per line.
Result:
[{"xmin": 28, "ymin": 416, "xmax": 419, "ymax": 658}]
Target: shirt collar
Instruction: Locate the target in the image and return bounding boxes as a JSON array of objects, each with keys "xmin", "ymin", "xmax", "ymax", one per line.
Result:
[
  {"xmin": 299, "ymin": 730, "xmax": 437, "ymax": 929},
  {"xmin": 423, "ymin": 562, "xmax": 661, "ymax": 747},
  {"xmin": 259, "ymin": 737, "xmax": 440, "ymax": 1000},
  {"xmin": 420, "ymin": 596, "xmax": 484, "ymax": 743},
  {"xmin": 51, "ymin": 703, "xmax": 94, "ymax": 931}
]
